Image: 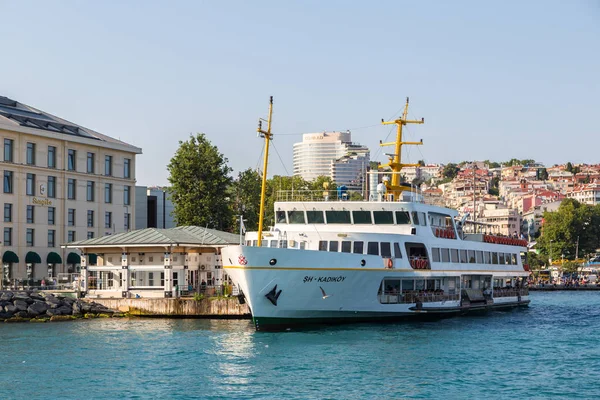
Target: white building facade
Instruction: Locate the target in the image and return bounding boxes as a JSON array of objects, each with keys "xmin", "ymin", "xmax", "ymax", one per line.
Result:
[
  {"xmin": 293, "ymin": 131, "xmax": 369, "ymax": 190},
  {"xmin": 1, "ymin": 95, "xmax": 142, "ymax": 286}
]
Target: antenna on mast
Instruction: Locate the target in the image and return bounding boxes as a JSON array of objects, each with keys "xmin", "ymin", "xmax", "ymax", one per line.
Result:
[{"xmin": 256, "ymin": 96, "xmax": 274, "ymax": 247}]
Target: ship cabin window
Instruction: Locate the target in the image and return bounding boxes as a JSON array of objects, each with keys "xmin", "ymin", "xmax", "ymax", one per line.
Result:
[
  {"xmin": 484, "ymin": 251, "xmax": 491, "ymax": 264},
  {"xmin": 307, "ymin": 211, "xmax": 324, "ymax": 224},
  {"xmin": 468, "ymin": 250, "xmax": 476, "ymax": 263},
  {"xmin": 246, "ymin": 240, "xmax": 251, "ymax": 246},
  {"xmin": 270, "ymin": 240, "xmax": 278, "ymax": 248},
  {"xmin": 353, "ymin": 241, "xmax": 364, "ymax": 254},
  {"xmin": 279, "ymin": 240, "xmax": 288, "ymax": 249},
  {"xmin": 411, "ymin": 211, "xmax": 427, "ymax": 226},
  {"xmin": 431, "ymin": 247, "xmax": 441, "ymax": 262},
  {"xmin": 261, "ymin": 240, "xmax": 268, "ymax": 247},
  {"xmin": 460, "ymin": 250, "xmax": 468, "ymax": 263},
  {"xmin": 441, "ymin": 248, "xmax": 450, "ymax": 262},
  {"xmin": 276, "ymin": 211, "xmax": 287, "ymax": 224},
  {"xmin": 373, "ymin": 211, "xmax": 394, "ymax": 224},
  {"xmin": 476, "ymin": 251, "xmax": 484, "ymax": 263},
  {"xmin": 319, "ymin": 241, "xmax": 327, "ymax": 251},
  {"xmin": 405, "ymin": 242, "xmax": 429, "ymax": 260},
  {"xmin": 498, "ymin": 253, "xmax": 505, "ymax": 265},
  {"xmin": 326, "ymin": 210, "xmax": 351, "ymax": 224},
  {"xmin": 395, "ymin": 211, "xmax": 411, "ymax": 224},
  {"xmin": 451, "ymin": 249, "xmax": 459, "ymax": 263},
  {"xmin": 367, "ymin": 242, "xmax": 379, "ymax": 255},
  {"xmin": 329, "ymin": 241, "xmax": 339, "ymax": 252},
  {"xmin": 428, "ymin": 212, "xmax": 454, "ymax": 230},
  {"xmin": 394, "ymin": 242, "xmax": 402, "ymax": 258},
  {"xmin": 252, "ymin": 240, "xmax": 258, "ymax": 247},
  {"xmin": 288, "ymin": 210, "xmax": 306, "ymax": 224},
  {"xmin": 380, "ymin": 242, "xmax": 392, "ymax": 258},
  {"xmin": 511, "ymin": 254, "xmax": 518, "ymax": 265},
  {"xmin": 300, "ymin": 241, "xmax": 306, "ymax": 250},
  {"xmin": 491, "ymin": 252, "xmax": 499, "ymax": 264},
  {"xmin": 341, "ymin": 241, "xmax": 351, "ymax": 253},
  {"xmin": 352, "ymin": 210, "xmax": 372, "ymax": 224},
  {"xmin": 505, "ymin": 253, "xmax": 512, "ymax": 265}
]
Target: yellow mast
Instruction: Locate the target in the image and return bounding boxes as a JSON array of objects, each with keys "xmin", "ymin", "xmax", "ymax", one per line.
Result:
[
  {"xmin": 256, "ymin": 96, "xmax": 273, "ymax": 247},
  {"xmin": 379, "ymin": 97, "xmax": 424, "ymax": 199}
]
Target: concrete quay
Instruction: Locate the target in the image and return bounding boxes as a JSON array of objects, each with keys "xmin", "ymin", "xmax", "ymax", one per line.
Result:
[
  {"xmin": 90, "ymin": 297, "xmax": 251, "ymax": 318},
  {"xmin": 529, "ymin": 284, "xmax": 600, "ymax": 291}
]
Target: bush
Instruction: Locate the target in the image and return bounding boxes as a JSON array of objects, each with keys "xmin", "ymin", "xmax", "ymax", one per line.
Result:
[{"xmin": 193, "ymin": 293, "xmax": 205, "ymax": 302}]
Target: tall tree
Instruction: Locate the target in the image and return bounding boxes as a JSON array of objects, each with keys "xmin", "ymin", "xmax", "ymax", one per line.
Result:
[
  {"xmin": 167, "ymin": 133, "xmax": 233, "ymax": 230},
  {"xmin": 230, "ymin": 168, "xmax": 262, "ymax": 232},
  {"xmin": 442, "ymin": 163, "xmax": 459, "ymax": 180}
]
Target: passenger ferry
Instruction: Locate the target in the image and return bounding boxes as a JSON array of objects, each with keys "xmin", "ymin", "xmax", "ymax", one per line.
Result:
[{"xmin": 222, "ymin": 97, "xmax": 530, "ymax": 331}]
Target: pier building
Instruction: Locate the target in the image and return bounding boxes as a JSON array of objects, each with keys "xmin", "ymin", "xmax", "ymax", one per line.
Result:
[
  {"xmin": 64, "ymin": 226, "xmax": 238, "ymax": 298},
  {"xmin": 0, "ymin": 95, "xmax": 142, "ymax": 287}
]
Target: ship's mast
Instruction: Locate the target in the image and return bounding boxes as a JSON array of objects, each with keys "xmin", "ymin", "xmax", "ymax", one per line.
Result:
[
  {"xmin": 256, "ymin": 96, "xmax": 273, "ymax": 247},
  {"xmin": 379, "ymin": 97, "xmax": 424, "ymax": 199}
]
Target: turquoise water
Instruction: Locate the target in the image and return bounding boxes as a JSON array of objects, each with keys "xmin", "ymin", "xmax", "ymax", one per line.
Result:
[{"xmin": 1, "ymin": 292, "xmax": 599, "ymax": 399}]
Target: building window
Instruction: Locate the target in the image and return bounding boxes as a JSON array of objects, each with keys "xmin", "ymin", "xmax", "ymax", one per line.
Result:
[
  {"xmin": 124, "ymin": 158, "xmax": 131, "ymax": 179},
  {"xmin": 26, "ymin": 142, "xmax": 36, "ymax": 165},
  {"xmin": 4, "ymin": 203, "xmax": 12, "ymax": 222},
  {"xmin": 68, "ymin": 230, "xmax": 75, "ymax": 242},
  {"xmin": 48, "ymin": 207, "xmax": 55, "ymax": 225},
  {"xmin": 48, "ymin": 230, "xmax": 55, "ymax": 247},
  {"xmin": 105, "ymin": 155, "xmax": 112, "ymax": 176},
  {"xmin": 105, "ymin": 211, "xmax": 112, "ymax": 228},
  {"xmin": 68, "ymin": 149, "xmax": 76, "ymax": 171},
  {"xmin": 87, "ymin": 152, "xmax": 95, "ymax": 173},
  {"xmin": 124, "ymin": 185, "xmax": 131, "ymax": 205},
  {"xmin": 124, "ymin": 213, "xmax": 131, "ymax": 230},
  {"xmin": 26, "ymin": 228, "xmax": 34, "ymax": 247},
  {"xmin": 87, "ymin": 231, "xmax": 94, "ymax": 239},
  {"xmin": 149, "ymin": 272, "xmax": 154, "ymax": 286},
  {"xmin": 4, "ymin": 139, "xmax": 13, "ymax": 162},
  {"xmin": 47, "ymin": 176, "xmax": 56, "ymax": 198},
  {"xmin": 48, "ymin": 146, "xmax": 56, "ymax": 168},
  {"xmin": 87, "ymin": 210, "xmax": 94, "ymax": 227},
  {"xmin": 105, "ymin": 183, "xmax": 112, "ymax": 203},
  {"xmin": 27, "ymin": 205, "xmax": 35, "ymax": 223},
  {"xmin": 68, "ymin": 208, "xmax": 76, "ymax": 226},
  {"xmin": 68, "ymin": 179, "xmax": 76, "ymax": 200},
  {"xmin": 26, "ymin": 173, "xmax": 36, "ymax": 196},
  {"xmin": 87, "ymin": 181, "xmax": 95, "ymax": 202},
  {"xmin": 3, "ymin": 171, "xmax": 13, "ymax": 193},
  {"xmin": 3, "ymin": 227, "xmax": 12, "ymax": 246}
]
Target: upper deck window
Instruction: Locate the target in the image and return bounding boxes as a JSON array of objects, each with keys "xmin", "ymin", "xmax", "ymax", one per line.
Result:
[
  {"xmin": 287, "ymin": 210, "xmax": 306, "ymax": 224},
  {"xmin": 326, "ymin": 210, "xmax": 351, "ymax": 224},
  {"xmin": 395, "ymin": 211, "xmax": 411, "ymax": 224},
  {"xmin": 353, "ymin": 241, "xmax": 364, "ymax": 254},
  {"xmin": 380, "ymin": 242, "xmax": 392, "ymax": 258},
  {"xmin": 306, "ymin": 211, "xmax": 324, "ymax": 224},
  {"xmin": 352, "ymin": 211, "xmax": 372, "ymax": 224},
  {"xmin": 367, "ymin": 242, "xmax": 379, "ymax": 255},
  {"xmin": 276, "ymin": 211, "xmax": 287, "ymax": 223},
  {"xmin": 341, "ymin": 241, "xmax": 351, "ymax": 253},
  {"xmin": 374, "ymin": 211, "xmax": 394, "ymax": 224},
  {"xmin": 411, "ymin": 211, "xmax": 427, "ymax": 226}
]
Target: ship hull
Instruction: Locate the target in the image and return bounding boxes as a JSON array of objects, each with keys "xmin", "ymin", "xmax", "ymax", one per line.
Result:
[{"xmin": 223, "ymin": 245, "xmax": 530, "ymax": 331}]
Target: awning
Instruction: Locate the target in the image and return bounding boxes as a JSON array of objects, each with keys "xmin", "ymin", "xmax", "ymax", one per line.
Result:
[
  {"xmin": 66, "ymin": 252, "xmax": 81, "ymax": 264},
  {"xmin": 2, "ymin": 251, "xmax": 19, "ymax": 263},
  {"xmin": 87, "ymin": 253, "xmax": 98, "ymax": 265},
  {"xmin": 25, "ymin": 251, "xmax": 42, "ymax": 264},
  {"xmin": 47, "ymin": 252, "xmax": 63, "ymax": 264}
]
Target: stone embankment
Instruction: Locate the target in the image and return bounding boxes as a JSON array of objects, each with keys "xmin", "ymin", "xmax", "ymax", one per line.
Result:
[{"xmin": 0, "ymin": 291, "xmax": 120, "ymax": 322}]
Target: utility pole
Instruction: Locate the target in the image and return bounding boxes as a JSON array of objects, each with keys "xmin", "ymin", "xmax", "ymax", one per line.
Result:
[{"xmin": 256, "ymin": 97, "xmax": 274, "ymax": 247}]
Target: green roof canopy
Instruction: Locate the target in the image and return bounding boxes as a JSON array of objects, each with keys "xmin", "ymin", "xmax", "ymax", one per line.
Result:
[
  {"xmin": 2, "ymin": 251, "xmax": 19, "ymax": 263},
  {"xmin": 87, "ymin": 253, "xmax": 98, "ymax": 265},
  {"xmin": 25, "ymin": 251, "xmax": 42, "ymax": 264},
  {"xmin": 47, "ymin": 252, "xmax": 63, "ymax": 264},
  {"xmin": 66, "ymin": 252, "xmax": 81, "ymax": 264}
]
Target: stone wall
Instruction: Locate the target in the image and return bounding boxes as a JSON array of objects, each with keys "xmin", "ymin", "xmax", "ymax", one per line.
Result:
[{"xmin": 91, "ymin": 297, "xmax": 251, "ymax": 317}]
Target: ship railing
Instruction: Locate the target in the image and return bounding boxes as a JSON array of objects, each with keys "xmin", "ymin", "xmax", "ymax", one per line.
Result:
[
  {"xmin": 493, "ymin": 288, "xmax": 529, "ymax": 298},
  {"xmin": 379, "ymin": 291, "xmax": 460, "ymax": 304},
  {"xmin": 275, "ymin": 189, "xmax": 443, "ymax": 205}
]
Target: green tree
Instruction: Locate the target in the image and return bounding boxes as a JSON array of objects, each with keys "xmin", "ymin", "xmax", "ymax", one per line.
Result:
[
  {"xmin": 417, "ymin": 160, "xmax": 425, "ymax": 167},
  {"xmin": 488, "ymin": 176, "xmax": 500, "ymax": 196},
  {"xmin": 538, "ymin": 167, "xmax": 549, "ymax": 180},
  {"xmin": 484, "ymin": 160, "xmax": 501, "ymax": 169},
  {"xmin": 311, "ymin": 175, "xmax": 336, "ymax": 192},
  {"xmin": 565, "ymin": 162, "xmax": 573, "ymax": 173},
  {"xmin": 230, "ymin": 168, "xmax": 262, "ymax": 232},
  {"xmin": 167, "ymin": 133, "xmax": 233, "ymax": 230},
  {"xmin": 263, "ymin": 175, "xmax": 311, "ymax": 226},
  {"xmin": 442, "ymin": 163, "xmax": 459, "ymax": 180}
]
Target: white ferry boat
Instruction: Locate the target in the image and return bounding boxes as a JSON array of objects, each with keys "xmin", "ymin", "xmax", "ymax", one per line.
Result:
[{"xmin": 222, "ymin": 97, "xmax": 530, "ymax": 331}]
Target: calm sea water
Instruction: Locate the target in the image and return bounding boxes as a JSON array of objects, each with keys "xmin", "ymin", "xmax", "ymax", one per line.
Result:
[{"xmin": 1, "ymin": 291, "xmax": 599, "ymax": 400}]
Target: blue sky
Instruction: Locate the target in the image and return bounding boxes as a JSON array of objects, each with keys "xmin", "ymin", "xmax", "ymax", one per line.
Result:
[{"xmin": 1, "ymin": 0, "xmax": 598, "ymax": 186}]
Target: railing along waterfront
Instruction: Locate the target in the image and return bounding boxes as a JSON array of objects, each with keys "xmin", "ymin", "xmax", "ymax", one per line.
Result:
[{"xmin": 379, "ymin": 291, "xmax": 460, "ymax": 304}]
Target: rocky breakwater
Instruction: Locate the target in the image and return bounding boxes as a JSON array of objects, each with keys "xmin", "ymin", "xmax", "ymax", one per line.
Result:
[{"xmin": 0, "ymin": 291, "xmax": 121, "ymax": 322}]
